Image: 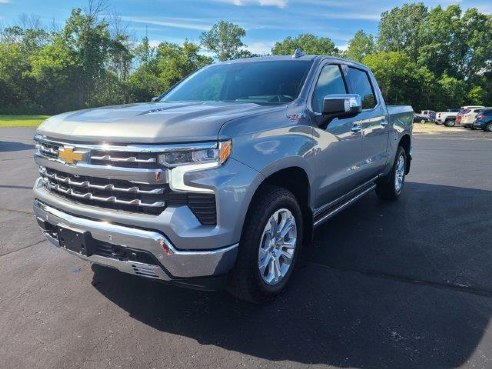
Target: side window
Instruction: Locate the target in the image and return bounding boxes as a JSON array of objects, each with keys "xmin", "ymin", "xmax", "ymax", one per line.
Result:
[
  {"xmin": 347, "ymin": 67, "xmax": 377, "ymax": 109},
  {"xmin": 312, "ymin": 64, "xmax": 347, "ymax": 113}
]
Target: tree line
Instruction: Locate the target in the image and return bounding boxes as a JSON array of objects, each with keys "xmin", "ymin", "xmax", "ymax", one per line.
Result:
[{"xmin": 0, "ymin": 2, "xmax": 491, "ymax": 114}]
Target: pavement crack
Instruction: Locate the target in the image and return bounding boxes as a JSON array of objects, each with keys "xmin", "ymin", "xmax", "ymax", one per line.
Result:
[
  {"xmin": 0, "ymin": 239, "xmax": 45, "ymax": 258},
  {"xmin": 0, "ymin": 185, "xmax": 33, "ymax": 190},
  {"xmin": 307, "ymin": 261, "xmax": 492, "ymax": 299},
  {"xmin": 1, "ymin": 156, "xmax": 34, "ymax": 162},
  {"xmin": 0, "ymin": 207, "xmax": 32, "ymax": 215}
]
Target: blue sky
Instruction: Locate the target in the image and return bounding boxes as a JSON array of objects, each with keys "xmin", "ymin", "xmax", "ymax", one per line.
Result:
[{"xmin": 1, "ymin": 0, "xmax": 491, "ymax": 54}]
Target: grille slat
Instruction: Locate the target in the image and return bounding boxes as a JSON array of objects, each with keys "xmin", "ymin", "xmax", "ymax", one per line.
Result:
[
  {"xmin": 40, "ymin": 167, "xmax": 164, "ymax": 195},
  {"xmin": 90, "ymin": 150, "xmax": 158, "ymax": 169},
  {"xmin": 40, "ymin": 168, "xmax": 166, "ymax": 214},
  {"xmin": 37, "ymin": 142, "xmax": 60, "ymax": 158},
  {"xmin": 91, "ymin": 154, "xmax": 157, "ymax": 164}
]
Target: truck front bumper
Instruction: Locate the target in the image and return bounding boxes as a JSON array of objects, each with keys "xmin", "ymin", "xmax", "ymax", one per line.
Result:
[{"xmin": 33, "ymin": 199, "xmax": 238, "ymax": 283}]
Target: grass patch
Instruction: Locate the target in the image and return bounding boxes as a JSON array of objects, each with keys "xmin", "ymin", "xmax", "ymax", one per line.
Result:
[{"xmin": 0, "ymin": 115, "xmax": 50, "ymax": 128}]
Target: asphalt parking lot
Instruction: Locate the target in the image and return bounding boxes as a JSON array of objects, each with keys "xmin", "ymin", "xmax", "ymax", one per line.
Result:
[{"xmin": 1, "ymin": 127, "xmax": 492, "ymax": 369}]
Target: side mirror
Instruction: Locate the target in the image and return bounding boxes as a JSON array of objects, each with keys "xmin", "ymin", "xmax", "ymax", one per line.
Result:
[
  {"xmin": 151, "ymin": 96, "xmax": 159, "ymax": 102},
  {"xmin": 322, "ymin": 94, "xmax": 362, "ymax": 117}
]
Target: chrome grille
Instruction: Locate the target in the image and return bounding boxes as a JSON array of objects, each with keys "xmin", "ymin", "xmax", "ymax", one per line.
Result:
[
  {"xmin": 35, "ymin": 135, "xmax": 160, "ymax": 169},
  {"xmin": 40, "ymin": 167, "xmax": 166, "ymax": 214},
  {"xmin": 38, "ymin": 141, "xmax": 60, "ymax": 159},
  {"xmin": 90, "ymin": 150, "xmax": 158, "ymax": 169},
  {"xmin": 34, "ymin": 135, "xmax": 218, "ymax": 224}
]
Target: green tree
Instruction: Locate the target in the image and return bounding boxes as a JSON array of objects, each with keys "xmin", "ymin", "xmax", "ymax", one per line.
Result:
[
  {"xmin": 467, "ymin": 86, "xmax": 485, "ymax": 105},
  {"xmin": 156, "ymin": 41, "xmax": 213, "ymax": 89},
  {"xmin": 362, "ymin": 51, "xmax": 435, "ymax": 111},
  {"xmin": 418, "ymin": 5, "xmax": 466, "ymax": 79},
  {"xmin": 378, "ymin": 3, "xmax": 428, "ymax": 60},
  {"xmin": 457, "ymin": 8, "xmax": 492, "ymax": 82},
  {"xmin": 128, "ymin": 40, "xmax": 213, "ymax": 102},
  {"xmin": 436, "ymin": 73, "xmax": 466, "ymax": 109},
  {"xmin": 61, "ymin": 8, "xmax": 114, "ymax": 106},
  {"xmin": 345, "ymin": 30, "xmax": 375, "ymax": 62},
  {"xmin": 200, "ymin": 21, "xmax": 247, "ymax": 61},
  {"xmin": 271, "ymin": 34, "xmax": 338, "ymax": 56},
  {"xmin": 0, "ymin": 25, "xmax": 51, "ymax": 113}
]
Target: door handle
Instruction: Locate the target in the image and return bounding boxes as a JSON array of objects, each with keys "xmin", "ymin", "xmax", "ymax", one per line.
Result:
[
  {"xmin": 380, "ymin": 120, "xmax": 388, "ymax": 126},
  {"xmin": 351, "ymin": 124, "xmax": 362, "ymax": 132}
]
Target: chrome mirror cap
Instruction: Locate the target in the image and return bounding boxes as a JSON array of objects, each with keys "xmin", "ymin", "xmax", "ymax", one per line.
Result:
[{"xmin": 322, "ymin": 94, "xmax": 362, "ymax": 116}]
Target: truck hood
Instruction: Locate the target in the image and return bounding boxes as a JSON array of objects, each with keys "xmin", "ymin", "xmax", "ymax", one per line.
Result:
[{"xmin": 37, "ymin": 102, "xmax": 280, "ymax": 144}]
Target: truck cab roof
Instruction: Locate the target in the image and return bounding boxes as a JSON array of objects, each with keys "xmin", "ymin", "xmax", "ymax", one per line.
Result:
[{"xmin": 222, "ymin": 55, "xmax": 369, "ymax": 70}]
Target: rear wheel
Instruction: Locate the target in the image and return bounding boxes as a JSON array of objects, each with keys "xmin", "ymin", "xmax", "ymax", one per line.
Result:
[
  {"xmin": 376, "ymin": 146, "xmax": 406, "ymax": 201},
  {"xmin": 228, "ymin": 186, "xmax": 303, "ymax": 303},
  {"xmin": 444, "ymin": 119, "xmax": 455, "ymax": 127}
]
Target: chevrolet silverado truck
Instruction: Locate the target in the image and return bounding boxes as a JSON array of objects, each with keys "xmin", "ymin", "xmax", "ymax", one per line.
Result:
[
  {"xmin": 33, "ymin": 55, "xmax": 413, "ymax": 302},
  {"xmin": 436, "ymin": 109, "xmax": 459, "ymax": 126}
]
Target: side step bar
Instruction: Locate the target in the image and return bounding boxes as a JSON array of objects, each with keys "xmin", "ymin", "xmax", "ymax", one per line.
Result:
[{"xmin": 313, "ymin": 182, "xmax": 377, "ymax": 228}]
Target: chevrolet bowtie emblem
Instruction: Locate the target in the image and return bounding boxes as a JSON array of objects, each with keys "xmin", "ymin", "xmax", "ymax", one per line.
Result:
[{"xmin": 58, "ymin": 146, "xmax": 87, "ymax": 164}]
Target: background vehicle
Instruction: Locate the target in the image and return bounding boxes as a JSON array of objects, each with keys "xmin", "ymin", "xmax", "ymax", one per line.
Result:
[
  {"xmin": 456, "ymin": 106, "xmax": 485, "ymax": 128},
  {"xmin": 473, "ymin": 109, "xmax": 492, "ymax": 132},
  {"xmin": 420, "ymin": 110, "xmax": 436, "ymax": 122},
  {"xmin": 414, "ymin": 113, "xmax": 428, "ymax": 123},
  {"xmin": 32, "ymin": 55, "xmax": 413, "ymax": 302},
  {"xmin": 436, "ymin": 109, "xmax": 459, "ymax": 126}
]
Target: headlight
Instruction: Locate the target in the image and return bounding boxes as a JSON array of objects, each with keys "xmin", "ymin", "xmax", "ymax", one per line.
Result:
[{"xmin": 158, "ymin": 140, "xmax": 232, "ymax": 168}]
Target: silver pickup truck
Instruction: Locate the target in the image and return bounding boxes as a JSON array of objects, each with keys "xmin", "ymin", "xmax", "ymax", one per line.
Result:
[{"xmin": 33, "ymin": 55, "xmax": 413, "ymax": 302}]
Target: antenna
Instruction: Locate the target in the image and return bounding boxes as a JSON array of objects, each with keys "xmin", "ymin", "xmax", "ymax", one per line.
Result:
[{"xmin": 293, "ymin": 48, "xmax": 304, "ymax": 58}]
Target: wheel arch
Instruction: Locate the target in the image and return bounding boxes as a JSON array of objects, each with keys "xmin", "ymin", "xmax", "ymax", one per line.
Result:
[
  {"xmin": 399, "ymin": 134, "xmax": 411, "ymax": 174},
  {"xmin": 248, "ymin": 166, "xmax": 313, "ymax": 245}
]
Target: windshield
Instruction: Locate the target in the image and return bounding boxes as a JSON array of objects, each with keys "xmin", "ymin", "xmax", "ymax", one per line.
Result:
[{"xmin": 162, "ymin": 60, "xmax": 312, "ymax": 105}]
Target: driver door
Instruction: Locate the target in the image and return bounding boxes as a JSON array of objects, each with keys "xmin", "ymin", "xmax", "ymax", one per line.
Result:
[{"xmin": 309, "ymin": 63, "xmax": 366, "ymax": 209}]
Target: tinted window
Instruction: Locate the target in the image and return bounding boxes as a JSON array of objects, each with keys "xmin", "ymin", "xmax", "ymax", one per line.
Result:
[
  {"xmin": 312, "ymin": 64, "xmax": 347, "ymax": 112},
  {"xmin": 347, "ymin": 67, "xmax": 376, "ymax": 109},
  {"xmin": 163, "ymin": 61, "xmax": 312, "ymax": 105}
]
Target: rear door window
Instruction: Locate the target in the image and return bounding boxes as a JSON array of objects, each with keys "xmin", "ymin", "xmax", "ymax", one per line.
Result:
[{"xmin": 346, "ymin": 67, "xmax": 377, "ymax": 109}]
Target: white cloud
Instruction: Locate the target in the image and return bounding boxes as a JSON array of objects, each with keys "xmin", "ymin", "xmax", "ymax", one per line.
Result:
[
  {"xmin": 258, "ymin": 0, "xmax": 287, "ymax": 7},
  {"xmin": 215, "ymin": 0, "xmax": 287, "ymax": 8},
  {"xmin": 0, "ymin": 0, "xmax": 10, "ymax": 3},
  {"xmin": 247, "ymin": 41, "xmax": 275, "ymax": 55},
  {"xmin": 318, "ymin": 12, "xmax": 381, "ymax": 20},
  {"xmin": 121, "ymin": 16, "xmax": 211, "ymax": 31},
  {"xmin": 473, "ymin": 4, "xmax": 492, "ymax": 14},
  {"xmin": 336, "ymin": 43, "xmax": 348, "ymax": 52},
  {"xmin": 148, "ymin": 39, "xmax": 161, "ymax": 48}
]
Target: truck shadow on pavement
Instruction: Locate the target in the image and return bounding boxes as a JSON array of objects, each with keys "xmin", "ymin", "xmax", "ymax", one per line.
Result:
[
  {"xmin": 0, "ymin": 141, "xmax": 34, "ymax": 152},
  {"xmin": 92, "ymin": 182, "xmax": 492, "ymax": 369}
]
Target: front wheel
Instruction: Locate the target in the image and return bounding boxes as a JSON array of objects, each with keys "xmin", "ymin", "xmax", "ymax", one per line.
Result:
[
  {"xmin": 486, "ymin": 123, "xmax": 492, "ymax": 132},
  {"xmin": 228, "ymin": 186, "xmax": 303, "ymax": 303},
  {"xmin": 444, "ymin": 119, "xmax": 455, "ymax": 127},
  {"xmin": 376, "ymin": 146, "xmax": 406, "ymax": 201}
]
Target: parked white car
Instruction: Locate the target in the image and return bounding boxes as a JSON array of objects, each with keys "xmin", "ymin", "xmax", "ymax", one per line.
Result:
[{"xmin": 456, "ymin": 106, "xmax": 486, "ymax": 128}]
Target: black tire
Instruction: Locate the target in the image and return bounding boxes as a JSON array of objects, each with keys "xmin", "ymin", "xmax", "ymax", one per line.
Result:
[
  {"xmin": 227, "ymin": 186, "xmax": 303, "ymax": 303},
  {"xmin": 376, "ymin": 146, "xmax": 407, "ymax": 201},
  {"xmin": 486, "ymin": 123, "xmax": 492, "ymax": 132},
  {"xmin": 444, "ymin": 119, "xmax": 455, "ymax": 127}
]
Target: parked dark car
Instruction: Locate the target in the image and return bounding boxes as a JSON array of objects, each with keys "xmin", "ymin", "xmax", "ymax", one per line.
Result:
[
  {"xmin": 473, "ymin": 109, "xmax": 492, "ymax": 132},
  {"xmin": 413, "ymin": 113, "xmax": 427, "ymax": 123}
]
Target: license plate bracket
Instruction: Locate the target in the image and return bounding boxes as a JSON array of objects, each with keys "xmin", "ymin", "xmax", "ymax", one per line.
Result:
[{"xmin": 58, "ymin": 226, "xmax": 93, "ymax": 256}]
